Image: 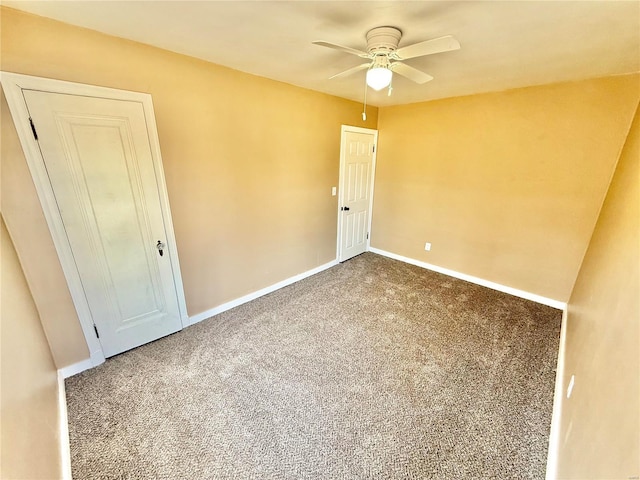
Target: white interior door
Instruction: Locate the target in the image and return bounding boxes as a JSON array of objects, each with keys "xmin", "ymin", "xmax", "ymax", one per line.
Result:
[
  {"xmin": 23, "ymin": 90, "xmax": 183, "ymax": 358},
  {"xmin": 338, "ymin": 127, "xmax": 377, "ymax": 262}
]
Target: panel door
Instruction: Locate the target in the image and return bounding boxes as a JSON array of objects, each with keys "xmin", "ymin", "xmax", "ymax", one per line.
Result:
[
  {"xmin": 339, "ymin": 130, "xmax": 376, "ymax": 261},
  {"xmin": 24, "ymin": 90, "xmax": 183, "ymax": 357}
]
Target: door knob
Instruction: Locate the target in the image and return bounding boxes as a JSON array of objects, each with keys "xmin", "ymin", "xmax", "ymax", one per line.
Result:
[{"xmin": 341, "ymin": 206, "xmax": 350, "ymax": 211}]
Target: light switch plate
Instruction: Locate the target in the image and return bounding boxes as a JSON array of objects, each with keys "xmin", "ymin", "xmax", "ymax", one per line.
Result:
[{"xmin": 332, "ymin": 187, "xmax": 337, "ymax": 196}]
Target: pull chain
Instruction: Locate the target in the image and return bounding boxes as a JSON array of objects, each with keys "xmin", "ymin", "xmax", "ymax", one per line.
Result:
[{"xmin": 362, "ymin": 70, "xmax": 369, "ymax": 121}]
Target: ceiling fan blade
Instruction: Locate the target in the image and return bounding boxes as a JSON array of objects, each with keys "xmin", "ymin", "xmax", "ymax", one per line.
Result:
[
  {"xmin": 395, "ymin": 35, "xmax": 460, "ymax": 60},
  {"xmin": 313, "ymin": 41, "xmax": 369, "ymax": 58},
  {"xmin": 391, "ymin": 63, "xmax": 434, "ymax": 84},
  {"xmin": 328, "ymin": 63, "xmax": 371, "ymax": 80}
]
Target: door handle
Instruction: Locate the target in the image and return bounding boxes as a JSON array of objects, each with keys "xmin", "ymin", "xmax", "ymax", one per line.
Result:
[
  {"xmin": 156, "ymin": 240, "xmax": 165, "ymax": 257},
  {"xmin": 341, "ymin": 206, "xmax": 350, "ymax": 211}
]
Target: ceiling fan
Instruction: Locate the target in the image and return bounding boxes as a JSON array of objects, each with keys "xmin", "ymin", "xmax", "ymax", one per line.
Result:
[{"xmin": 313, "ymin": 26, "xmax": 460, "ymax": 93}]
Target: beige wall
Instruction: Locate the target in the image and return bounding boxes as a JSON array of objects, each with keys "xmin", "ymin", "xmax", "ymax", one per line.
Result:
[
  {"xmin": 0, "ymin": 218, "xmax": 64, "ymax": 479},
  {"xmin": 0, "ymin": 7, "xmax": 377, "ymax": 367},
  {"xmin": 555, "ymin": 104, "xmax": 639, "ymax": 478},
  {"xmin": 373, "ymin": 76, "xmax": 639, "ymax": 302},
  {"xmin": 2, "ymin": 6, "xmax": 638, "ymax": 477}
]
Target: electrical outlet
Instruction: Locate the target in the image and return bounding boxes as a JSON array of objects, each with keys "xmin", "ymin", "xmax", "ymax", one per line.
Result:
[{"xmin": 424, "ymin": 242, "xmax": 431, "ymax": 251}]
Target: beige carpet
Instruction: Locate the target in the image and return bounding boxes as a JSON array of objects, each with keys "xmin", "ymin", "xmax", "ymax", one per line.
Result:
[{"xmin": 66, "ymin": 253, "xmax": 561, "ymax": 479}]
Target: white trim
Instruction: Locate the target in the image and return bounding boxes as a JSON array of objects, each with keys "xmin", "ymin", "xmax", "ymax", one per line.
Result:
[
  {"xmin": 336, "ymin": 125, "xmax": 378, "ymax": 262},
  {"xmin": 545, "ymin": 307, "xmax": 568, "ymax": 480},
  {"xmin": 0, "ymin": 72, "xmax": 189, "ymax": 361},
  {"xmin": 58, "ymin": 356, "xmax": 98, "ymax": 379},
  {"xmin": 57, "ymin": 371, "xmax": 72, "ymax": 480},
  {"xmin": 368, "ymin": 247, "xmax": 566, "ymax": 310},
  {"xmin": 189, "ymin": 259, "xmax": 339, "ymax": 326}
]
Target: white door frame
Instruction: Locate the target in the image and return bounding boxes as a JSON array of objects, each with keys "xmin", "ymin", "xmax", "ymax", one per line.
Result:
[
  {"xmin": 1, "ymin": 71, "xmax": 189, "ymax": 367},
  {"xmin": 336, "ymin": 125, "xmax": 378, "ymax": 262}
]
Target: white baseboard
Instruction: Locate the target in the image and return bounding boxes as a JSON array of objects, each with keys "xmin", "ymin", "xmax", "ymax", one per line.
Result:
[
  {"xmin": 189, "ymin": 259, "xmax": 339, "ymax": 326},
  {"xmin": 57, "ymin": 371, "xmax": 72, "ymax": 480},
  {"xmin": 368, "ymin": 247, "xmax": 566, "ymax": 310},
  {"xmin": 58, "ymin": 355, "xmax": 99, "ymax": 379},
  {"xmin": 546, "ymin": 307, "xmax": 568, "ymax": 480}
]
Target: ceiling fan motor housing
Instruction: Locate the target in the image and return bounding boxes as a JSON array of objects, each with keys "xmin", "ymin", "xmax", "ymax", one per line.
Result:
[
  {"xmin": 315, "ymin": 25, "xmax": 458, "ymax": 86},
  {"xmin": 366, "ymin": 26, "xmax": 402, "ymax": 55}
]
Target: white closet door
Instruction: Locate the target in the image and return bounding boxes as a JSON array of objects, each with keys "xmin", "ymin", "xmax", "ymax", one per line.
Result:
[{"xmin": 25, "ymin": 90, "xmax": 182, "ymax": 357}]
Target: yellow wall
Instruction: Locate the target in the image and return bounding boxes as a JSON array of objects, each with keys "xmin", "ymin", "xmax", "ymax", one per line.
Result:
[
  {"xmin": 0, "ymin": 219, "xmax": 64, "ymax": 479},
  {"xmin": 373, "ymin": 76, "xmax": 639, "ymax": 302},
  {"xmin": 2, "ymin": 6, "xmax": 639, "ymax": 478},
  {"xmin": 555, "ymin": 104, "xmax": 639, "ymax": 478},
  {"xmin": 0, "ymin": 7, "xmax": 377, "ymax": 367}
]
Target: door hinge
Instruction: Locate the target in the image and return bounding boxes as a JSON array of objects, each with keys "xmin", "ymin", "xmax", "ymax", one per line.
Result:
[
  {"xmin": 373, "ymin": 145, "xmax": 375, "ymax": 153},
  {"xmin": 29, "ymin": 117, "xmax": 38, "ymax": 140},
  {"xmin": 367, "ymin": 232, "xmax": 369, "ymax": 240},
  {"xmin": 93, "ymin": 324, "xmax": 100, "ymax": 339}
]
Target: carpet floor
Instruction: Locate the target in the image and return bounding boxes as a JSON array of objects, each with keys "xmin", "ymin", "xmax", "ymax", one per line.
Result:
[{"xmin": 66, "ymin": 253, "xmax": 561, "ymax": 479}]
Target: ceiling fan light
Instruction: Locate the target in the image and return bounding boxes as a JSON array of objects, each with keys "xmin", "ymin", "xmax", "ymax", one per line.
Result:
[{"xmin": 366, "ymin": 67, "xmax": 392, "ymax": 91}]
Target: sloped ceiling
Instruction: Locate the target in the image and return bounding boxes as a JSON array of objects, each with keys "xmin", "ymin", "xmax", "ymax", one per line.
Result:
[{"xmin": 4, "ymin": 1, "xmax": 640, "ymax": 106}]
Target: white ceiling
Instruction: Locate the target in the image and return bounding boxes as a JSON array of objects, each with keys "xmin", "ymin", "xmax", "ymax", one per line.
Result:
[{"xmin": 5, "ymin": 1, "xmax": 640, "ymax": 106}]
